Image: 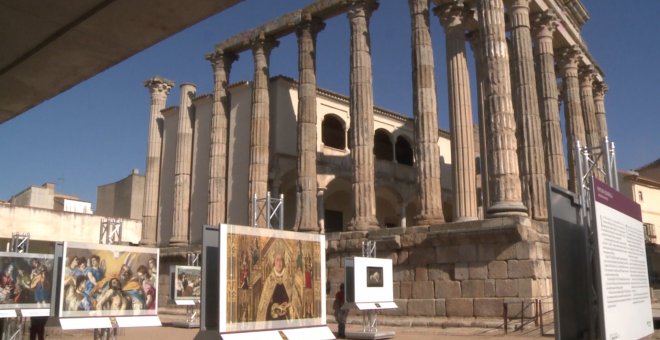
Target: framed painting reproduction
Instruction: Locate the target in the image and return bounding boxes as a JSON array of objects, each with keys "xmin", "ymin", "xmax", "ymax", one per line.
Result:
[
  {"xmin": 0, "ymin": 252, "xmax": 54, "ymax": 310},
  {"xmin": 170, "ymin": 265, "xmax": 201, "ymax": 301},
  {"xmin": 59, "ymin": 242, "xmax": 159, "ymax": 318},
  {"xmin": 217, "ymin": 224, "xmax": 326, "ymax": 333}
]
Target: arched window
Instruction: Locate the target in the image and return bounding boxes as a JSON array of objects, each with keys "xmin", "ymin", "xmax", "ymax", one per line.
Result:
[
  {"xmin": 373, "ymin": 129, "xmax": 393, "ymax": 161},
  {"xmin": 321, "ymin": 115, "xmax": 345, "ymax": 149},
  {"xmin": 395, "ymin": 136, "xmax": 413, "ymax": 166}
]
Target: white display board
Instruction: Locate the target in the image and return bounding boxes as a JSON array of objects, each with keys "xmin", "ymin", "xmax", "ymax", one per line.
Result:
[
  {"xmin": 592, "ymin": 179, "xmax": 653, "ymax": 339},
  {"xmin": 345, "ymin": 257, "xmax": 394, "ymax": 305}
]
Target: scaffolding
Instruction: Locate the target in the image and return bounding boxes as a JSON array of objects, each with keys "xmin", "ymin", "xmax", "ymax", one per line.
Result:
[{"xmin": 252, "ymin": 192, "xmax": 284, "ymax": 229}]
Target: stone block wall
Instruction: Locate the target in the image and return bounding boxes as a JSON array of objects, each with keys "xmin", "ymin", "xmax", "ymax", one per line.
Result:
[{"xmin": 325, "ymin": 216, "xmax": 552, "ymax": 321}]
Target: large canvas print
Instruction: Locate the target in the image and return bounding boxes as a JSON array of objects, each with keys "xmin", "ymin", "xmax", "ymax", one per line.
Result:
[
  {"xmin": 219, "ymin": 224, "xmax": 326, "ymax": 333},
  {"xmin": 170, "ymin": 266, "xmax": 201, "ymax": 301},
  {"xmin": 0, "ymin": 252, "xmax": 54, "ymax": 310},
  {"xmin": 59, "ymin": 242, "xmax": 159, "ymax": 317}
]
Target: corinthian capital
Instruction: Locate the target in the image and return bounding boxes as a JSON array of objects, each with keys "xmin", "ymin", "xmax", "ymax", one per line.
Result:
[
  {"xmin": 205, "ymin": 49, "xmax": 239, "ymax": 72},
  {"xmin": 251, "ymin": 31, "xmax": 279, "ymax": 57},
  {"xmin": 434, "ymin": 0, "xmax": 467, "ymax": 29},
  {"xmin": 557, "ymin": 46, "xmax": 582, "ymax": 71},
  {"xmin": 593, "ymin": 81, "xmax": 608, "ymax": 97},
  {"xmin": 531, "ymin": 10, "xmax": 558, "ymax": 38},
  {"xmin": 296, "ymin": 11, "xmax": 326, "ymax": 39},
  {"xmin": 578, "ymin": 64, "xmax": 596, "ymax": 85},
  {"xmin": 347, "ymin": 0, "xmax": 379, "ymax": 20},
  {"xmin": 144, "ymin": 76, "xmax": 174, "ymax": 96}
]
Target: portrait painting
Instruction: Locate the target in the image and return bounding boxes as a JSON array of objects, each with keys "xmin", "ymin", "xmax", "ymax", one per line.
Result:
[
  {"xmin": 170, "ymin": 266, "xmax": 201, "ymax": 300},
  {"xmin": 218, "ymin": 224, "xmax": 326, "ymax": 333},
  {"xmin": 59, "ymin": 242, "xmax": 159, "ymax": 318},
  {"xmin": 366, "ymin": 266, "xmax": 383, "ymax": 288},
  {"xmin": 0, "ymin": 252, "xmax": 54, "ymax": 310}
]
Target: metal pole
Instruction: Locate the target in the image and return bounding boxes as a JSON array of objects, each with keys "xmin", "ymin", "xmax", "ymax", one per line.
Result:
[{"xmin": 279, "ymin": 194, "xmax": 284, "ymax": 230}]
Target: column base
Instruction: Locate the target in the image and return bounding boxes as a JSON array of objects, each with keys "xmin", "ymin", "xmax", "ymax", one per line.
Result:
[
  {"xmin": 453, "ymin": 216, "xmax": 479, "ymax": 223},
  {"xmin": 297, "ymin": 224, "xmax": 321, "ymax": 232},
  {"xmin": 413, "ymin": 214, "xmax": 445, "ymax": 226},
  {"xmin": 347, "ymin": 217, "xmax": 380, "ymax": 231},
  {"xmin": 487, "ymin": 201, "xmax": 529, "ymax": 217},
  {"xmin": 140, "ymin": 238, "xmax": 157, "ymax": 246},
  {"xmin": 169, "ymin": 236, "xmax": 189, "ymax": 246}
]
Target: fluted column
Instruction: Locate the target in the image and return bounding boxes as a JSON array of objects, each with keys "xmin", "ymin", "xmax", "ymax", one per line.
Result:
[
  {"xmin": 347, "ymin": 0, "xmax": 379, "ymax": 231},
  {"xmin": 248, "ymin": 32, "xmax": 279, "ymax": 228},
  {"xmin": 579, "ymin": 65, "xmax": 599, "ymax": 149},
  {"xmin": 477, "ymin": 0, "xmax": 527, "ymax": 216},
  {"xmin": 507, "ymin": 0, "xmax": 546, "ymax": 219},
  {"xmin": 170, "ymin": 83, "xmax": 197, "ymax": 245},
  {"xmin": 593, "ymin": 81, "xmax": 609, "ymax": 140},
  {"xmin": 467, "ymin": 28, "xmax": 492, "ymax": 216},
  {"xmin": 206, "ymin": 49, "xmax": 238, "ymax": 226},
  {"xmin": 142, "ymin": 77, "xmax": 174, "ymax": 245},
  {"xmin": 532, "ymin": 11, "xmax": 566, "ymax": 188},
  {"xmin": 436, "ymin": 1, "xmax": 477, "ymax": 221},
  {"xmin": 295, "ymin": 14, "xmax": 325, "ymax": 232},
  {"xmin": 558, "ymin": 46, "xmax": 585, "ymax": 192},
  {"xmin": 409, "ymin": 0, "xmax": 445, "ymax": 225}
]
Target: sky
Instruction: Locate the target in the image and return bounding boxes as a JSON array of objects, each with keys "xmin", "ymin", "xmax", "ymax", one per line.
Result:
[{"xmin": 0, "ymin": 1, "xmax": 658, "ymax": 207}]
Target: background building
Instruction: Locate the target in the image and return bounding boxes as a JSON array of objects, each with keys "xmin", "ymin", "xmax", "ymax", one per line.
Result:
[{"xmin": 96, "ymin": 169, "xmax": 145, "ymax": 220}]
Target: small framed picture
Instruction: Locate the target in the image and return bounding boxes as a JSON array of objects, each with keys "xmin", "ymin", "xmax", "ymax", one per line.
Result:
[{"xmin": 366, "ymin": 266, "xmax": 383, "ymax": 287}]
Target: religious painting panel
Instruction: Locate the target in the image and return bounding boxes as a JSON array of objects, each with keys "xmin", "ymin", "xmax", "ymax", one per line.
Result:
[
  {"xmin": 170, "ymin": 265, "xmax": 201, "ymax": 301},
  {"xmin": 59, "ymin": 242, "xmax": 159, "ymax": 318},
  {"xmin": 218, "ymin": 224, "xmax": 326, "ymax": 333},
  {"xmin": 0, "ymin": 252, "xmax": 54, "ymax": 310}
]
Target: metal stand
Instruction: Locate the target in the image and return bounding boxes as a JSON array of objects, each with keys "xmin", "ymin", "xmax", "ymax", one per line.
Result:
[
  {"xmin": 94, "ymin": 219, "xmax": 123, "ymax": 340},
  {"xmin": 184, "ymin": 252, "xmax": 200, "ymax": 327},
  {"xmin": 1, "ymin": 233, "xmax": 31, "ymax": 340},
  {"xmin": 252, "ymin": 192, "xmax": 284, "ymax": 229},
  {"xmin": 574, "ymin": 137, "xmax": 618, "ymax": 340},
  {"xmin": 345, "ymin": 241, "xmax": 395, "ymax": 340}
]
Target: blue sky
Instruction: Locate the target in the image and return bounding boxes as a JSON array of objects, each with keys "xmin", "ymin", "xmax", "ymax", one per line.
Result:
[{"xmin": 0, "ymin": 1, "xmax": 658, "ymax": 207}]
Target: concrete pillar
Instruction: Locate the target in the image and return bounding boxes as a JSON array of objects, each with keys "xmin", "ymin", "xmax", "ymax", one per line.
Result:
[
  {"xmin": 142, "ymin": 76, "xmax": 174, "ymax": 245},
  {"xmin": 477, "ymin": 0, "xmax": 527, "ymax": 217},
  {"xmin": 579, "ymin": 65, "xmax": 599, "ymax": 149},
  {"xmin": 558, "ymin": 46, "xmax": 585, "ymax": 192},
  {"xmin": 593, "ymin": 81, "xmax": 609, "ymax": 141},
  {"xmin": 248, "ymin": 32, "xmax": 278, "ymax": 228},
  {"xmin": 206, "ymin": 49, "xmax": 238, "ymax": 226},
  {"xmin": 170, "ymin": 83, "xmax": 197, "ymax": 246},
  {"xmin": 467, "ymin": 29, "xmax": 492, "ymax": 217},
  {"xmin": 532, "ymin": 11, "xmax": 567, "ymax": 188},
  {"xmin": 436, "ymin": 1, "xmax": 478, "ymax": 221},
  {"xmin": 295, "ymin": 14, "xmax": 325, "ymax": 232},
  {"xmin": 507, "ymin": 0, "xmax": 546, "ymax": 220},
  {"xmin": 347, "ymin": 0, "xmax": 379, "ymax": 231},
  {"xmin": 409, "ymin": 0, "xmax": 445, "ymax": 225}
]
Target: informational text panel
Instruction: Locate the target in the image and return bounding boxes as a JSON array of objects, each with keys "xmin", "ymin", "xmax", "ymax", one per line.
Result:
[{"xmin": 593, "ymin": 178, "xmax": 653, "ymax": 340}]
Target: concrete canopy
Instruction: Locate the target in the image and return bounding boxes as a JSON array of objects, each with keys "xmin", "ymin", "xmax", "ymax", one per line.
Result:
[{"xmin": 0, "ymin": 0, "xmax": 242, "ymax": 124}]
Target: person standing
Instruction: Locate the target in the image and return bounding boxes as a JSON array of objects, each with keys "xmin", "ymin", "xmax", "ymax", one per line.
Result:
[{"xmin": 333, "ymin": 283, "xmax": 347, "ymax": 338}]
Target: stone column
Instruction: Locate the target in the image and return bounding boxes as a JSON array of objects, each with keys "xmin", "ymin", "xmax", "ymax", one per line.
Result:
[
  {"xmin": 532, "ymin": 11, "xmax": 567, "ymax": 188},
  {"xmin": 206, "ymin": 49, "xmax": 238, "ymax": 226},
  {"xmin": 507, "ymin": 0, "xmax": 546, "ymax": 219},
  {"xmin": 248, "ymin": 32, "xmax": 278, "ymax": 228},
  {"xmin": 347, "ymin": 0, "xmax": 379, "ymax": 231},
  {"xmin": 142, "ymin": 76, "xmax": 174, "ymax": 245},
  {"xmin": 170, "ymin": 83, "xmax": 197, "ymax": 246},
  {"xmin": 409, "ymin": 0, "xmax": 445, "ymax": 225},
  {"xmin": 467, "ymin": 29, "xmax": 492, "ymax": 216},
  {"xmin": 579, "ymin": 64, "xmax": 599, "ymax": 149},
  {"xmin": 558, "ymin": 46, "xmax": 585, "ymax": 192},
  {"xmin": 295, "ymin": 14, "xmax": 325, "ymax": 232},
  {"xmin": 436, "ymin": 1, "xmax": 477, "ymax": 221},
  {"xmin": 477, "ymin": 0, "xmax": 527, "ymax": 216},
  {"xmin": 317, "ymin": 188, "xmax": 326, "ymax": 234},
  {"xmin": 593, "ymin": 81, "xmax": 609, "ymax": 140}
]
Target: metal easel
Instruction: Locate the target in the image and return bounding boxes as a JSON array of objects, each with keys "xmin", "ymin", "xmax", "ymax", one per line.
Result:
[{"xmin": 94, "ymin": 218, "xmax": 123, "ymax": 340}]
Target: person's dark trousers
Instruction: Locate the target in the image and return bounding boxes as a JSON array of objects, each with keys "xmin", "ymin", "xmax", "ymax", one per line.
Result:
[
  {"xmin": 29, "ymin": 316, "xmax": 48, "ymax": 340},
  {"xmin": 338, "ymin": 322, "xmax": 345, "ymax": 338}
]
